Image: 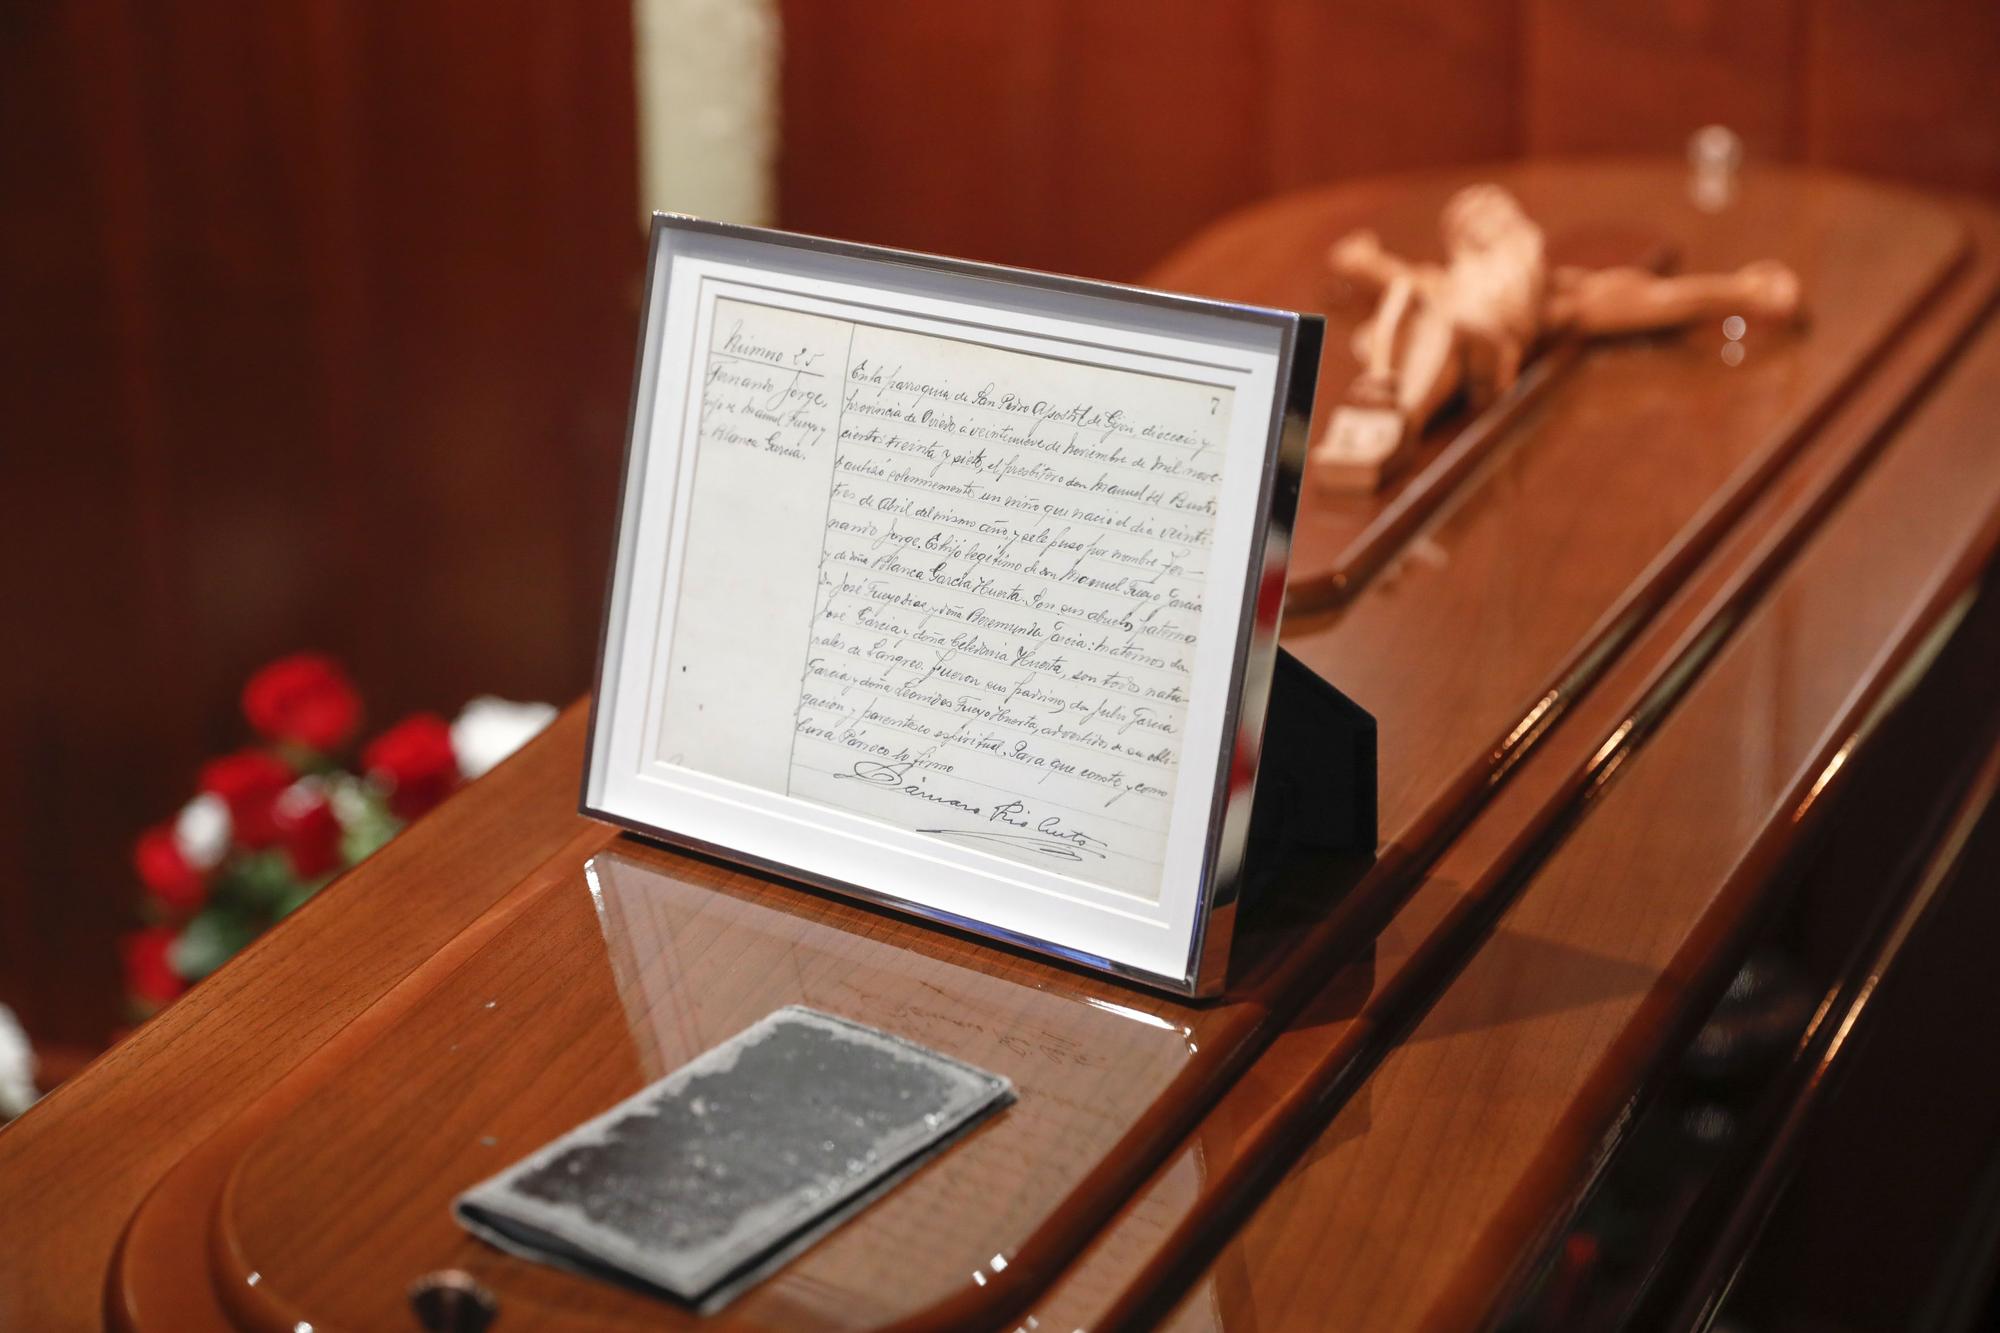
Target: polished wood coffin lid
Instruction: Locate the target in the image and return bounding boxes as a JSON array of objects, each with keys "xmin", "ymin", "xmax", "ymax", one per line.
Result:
[{"xmin": 4, "ymin": 161, "xmax": 2000, "ymax": 1333}]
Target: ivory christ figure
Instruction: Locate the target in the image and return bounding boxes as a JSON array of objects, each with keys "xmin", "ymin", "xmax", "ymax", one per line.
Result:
[{"xmin": 1312, "ymin": 184, "xmax": 1803, "ymax": 492}]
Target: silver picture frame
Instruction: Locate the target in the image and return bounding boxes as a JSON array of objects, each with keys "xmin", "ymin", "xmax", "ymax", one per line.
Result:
[{"xmin": 582, "ymin": 214, "xmax": 1322, "ymax": 996}]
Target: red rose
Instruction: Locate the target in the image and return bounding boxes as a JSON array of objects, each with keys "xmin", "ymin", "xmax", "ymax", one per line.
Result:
[
  {"xmin": 132, "ymin": 822, "xmax": 206, "ymax": 914},
  {"xmin": 242, "ymin": 653, "xmax": 362, "ymax": 752},
  {"xmin": 198, "ymin": 750, "xmax": 294, "ymax": 849},
  {"xmin": 274, "ymin": 782, "xmax": 343, "ymax": 880},
  {"xmin": 363, "ymin": 714, "xmax": 460, "ymax": 819},
  {"xmin": 120, "ymin": 926, "xmax": 186, "ymax": 1007}
]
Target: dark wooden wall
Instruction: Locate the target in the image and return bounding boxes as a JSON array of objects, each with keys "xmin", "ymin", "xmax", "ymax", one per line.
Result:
[
  {"xmin": 3, "ymin": 0, "xmax": 1996, "ymax": 1054},
  {"xmin": 782, "ymin": 0, "xmax": 2000, "ymax": 280},
  {"xmin": 0, "ymin": 0, "xmax": 638, "ymax": 1050}
]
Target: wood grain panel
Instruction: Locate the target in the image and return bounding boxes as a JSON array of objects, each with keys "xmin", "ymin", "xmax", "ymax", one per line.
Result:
[
  {"xmin": 1023, "ymin": 184, "xmax": 2000, "ymax": 1333},
  {"xmin": 1038, "ymin": 2, "xmax": 1266, "ymax": 280},
  {"xmin": 773, "ymin": 0, "xmax": 2000, "ymax": 284},
  {"xmin": 776, "ymin": 0, "xmax": 1065, "ymax": 269},
  {"xmin": 1716, "ymin": 732, "xmax": 2000, "ymax": 1329},
  {"xmin": 1159, "ymin": 282, "xmax": 2000, "ymax": 1332},
  {"xmin": 1803, "ymin": 0, "xmax": 2000, "ymax": 198},
  {"xmin": 0, "ymin": 0, "xmax": 199, "ymax": 1051},
  {"xmin": 1525, "ymin": 0, "xmax": 1810, "ymax": 159},
  {"xmin": 775, "ymin": 0, "xmax": 1526, "ymax": 280},
  {"xmin": 0, "ymin": 0, "xmax": 639, "ymax": 1050},
  {"xmin": 1262, "ymin": 0, "xmax": 1522, "ymax": 189}
]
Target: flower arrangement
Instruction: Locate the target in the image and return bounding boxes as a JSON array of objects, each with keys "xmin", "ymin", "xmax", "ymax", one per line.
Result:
[{"xmin": 123, "ymin": 654, "xmax": 555, "ymax": 1016}]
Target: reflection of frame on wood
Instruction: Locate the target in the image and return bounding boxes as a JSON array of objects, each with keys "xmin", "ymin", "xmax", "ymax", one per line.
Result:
[{"xmin": 583, "ymin": 216, "xmax": 1372, "ymax": 995}]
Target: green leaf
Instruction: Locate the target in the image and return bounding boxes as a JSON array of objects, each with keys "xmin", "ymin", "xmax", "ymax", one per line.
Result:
[
  {"xmin": 329, "ymin": 774, "xmax": 402, "ymax": 865},
  {"xmin": 274, "ymin": 881, "xmax": 319, "ymax": 919},
  {"xmin": 227, "ymin": 850, "xmax": 301, "ymax": 912},
  {"xmin": 167, "ymin": 908, "xmax": 257, "ymax": 981}
]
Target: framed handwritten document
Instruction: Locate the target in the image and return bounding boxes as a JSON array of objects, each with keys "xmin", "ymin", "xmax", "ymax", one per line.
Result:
[{"xmin": 584, "ymin": 216, "xmax": 1353, "ymax": 996}]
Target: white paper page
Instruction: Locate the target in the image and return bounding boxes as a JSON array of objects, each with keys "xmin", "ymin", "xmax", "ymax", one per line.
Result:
[{"xmin": 657, "ymin": 293, "xmax": 1234, "ymax": 902}]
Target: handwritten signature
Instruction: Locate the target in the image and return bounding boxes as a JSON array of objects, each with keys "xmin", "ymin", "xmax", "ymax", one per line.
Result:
[
  {"xmin": 920, "ymin": 798, "xmax": 1107, "ymax": 863},
  {"xmin": 835, "ymin": 762, "xmax": 1108, "ymax": 862},
  {"xmin": 917, "ymin": 826, "xmax": 1108, "ymax": 862}
]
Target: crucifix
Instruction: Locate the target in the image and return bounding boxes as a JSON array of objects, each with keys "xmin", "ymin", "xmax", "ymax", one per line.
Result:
[{"xmin": 1311, "ymin": 184, "xmax": 1803, "ymax": 492}]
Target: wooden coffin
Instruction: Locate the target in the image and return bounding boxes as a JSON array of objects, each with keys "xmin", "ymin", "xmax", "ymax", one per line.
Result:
[{"xmin": 6, "ymin": 160, "xmax": 2000, "ymax": 1332}]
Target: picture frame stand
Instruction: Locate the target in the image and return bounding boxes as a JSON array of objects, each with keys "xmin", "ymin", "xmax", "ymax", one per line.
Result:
[{"xmin": 1240, "ymin": 648, "xmax": 1377, "ymax": 904}]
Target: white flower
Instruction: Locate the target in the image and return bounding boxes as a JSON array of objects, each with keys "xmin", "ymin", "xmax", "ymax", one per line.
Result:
[
  {"xmin": 275, "ymin": 775, "xmax": 326, "ymax": 821},
  {"xmin": 172, "ymin": 793, "xmax": 232, "ymax": 871},
  {"xmin": 450, "ymin": 697, "xmax": 558, "ymax": 780},
  {"xmin": 0, "ymin": 1004, "xmax": 38, "ymax": 1121},
  {"xmin": 325, "ymin": 772, "xmax": 374, "ymax": 830}
]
